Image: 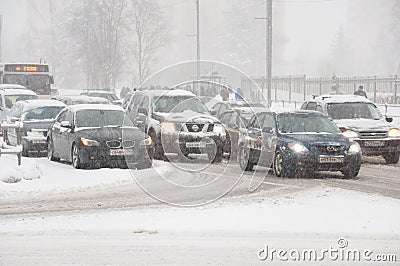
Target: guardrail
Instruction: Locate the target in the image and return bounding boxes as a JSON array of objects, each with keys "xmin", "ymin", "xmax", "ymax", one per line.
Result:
[{"xmin": 0, "ymin": 122, "xmax": 24, "ymax": 165}]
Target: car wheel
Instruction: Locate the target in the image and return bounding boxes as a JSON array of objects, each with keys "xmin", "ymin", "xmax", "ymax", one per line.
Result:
[
  {"xmin": 149, "ymin": 131, "xmax": 165, "ymax": 160},
  {"xmin": 341, "ymin": 169, "xmax": 359, "ymax": 179},
  {"xmin": 72, "ymin": 143, "xmax": 83, "ymax": 169},
  {"xmin": 273, "ymin": 151, "xmax": 293, "ymax": 178},
  {"xmin": 383, "ymin": 152, "xmax": 399, "ymax": 164},
  {"xmin": 47, "ymin": 138, "xmax": 59, "ymax": 162},
  {"xmin": 238, "ymin": 146, "xmax": 254, "ymax": 171}
]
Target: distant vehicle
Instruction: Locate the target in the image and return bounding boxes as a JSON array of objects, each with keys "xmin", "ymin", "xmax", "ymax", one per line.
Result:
[
  {"xmin": 0, "ymin": 84, "xmax": 28, "ymax": 90},
  {"xmin": 301, "ymin": 95, "xmax": 400, "ymax": 164},
  {"xmin": 52, "ymin": 95, "xmax": 110, "ymax": 105},
  {"xmin": 81, "ymin": 90, "xmax": 120, "ymax": 105},
  {"xmin": 238, "ymin": 109, "xmax": 362, "ymax": 178},
  {"xmin": 0, "ymin": 88, "xmax": 38, "ymax": 121},
  {"xmin": 0, "ymin": 63, "xmax": 54, "ymax": 97},
  {"xmin": 47, "ymin": 104, "xmax": 152, "ymax": 169},
  {"xmin": 218, "ymin": 109, "xmax": 255, "ymax": 159},
  {"xmin": 126, "ymin": 89, "xmax": 226, "ymax": 162},
  {"xmin": 207, "ymin": 100, "xmax": 266, "ymax": 118},
  {"xmin": 7, "ymin": 100, "xmax": 66, "ymax": 156}
]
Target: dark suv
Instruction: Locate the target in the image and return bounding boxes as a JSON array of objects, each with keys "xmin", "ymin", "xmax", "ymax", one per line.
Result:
[
  {"xmin": 125, "ymin": 89, "xmax": 226, "ymax": 161},
  {"xmin": 301, "ymin": 95, "xmax": 400, "ymax": 164}
]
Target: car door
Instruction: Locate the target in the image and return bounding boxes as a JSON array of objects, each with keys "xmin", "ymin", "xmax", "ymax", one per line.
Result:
[
  {"xmin": 246, "ymin": 113, "xmax": 265, "ymax": 152},
  {"xmin": 219, "ymin": 111, "xmax": 232, "ymax": 152},
  {"xmin": 259, "ymin": 112, "xmax": 276, "ymax": 167},
  {"xmin": 227, "ymin": 111, "xmax": 241, "ymax": 154},
  {"xmin": 58, "ymin": 110, "xmax": 74, "ymax": 159},
  {"xmin": 51, "ymin": 109, "xmax": 67, "ymax": 157}
]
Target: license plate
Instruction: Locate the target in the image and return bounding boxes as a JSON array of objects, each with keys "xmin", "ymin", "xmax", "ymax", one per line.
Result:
[
  {"xmin": 110, "ymin": 149, "xmax": 133, "ymax": 156},
  {"xmin": 186, "ymin": 142, "xmax": 206, "ymax": 148},
  {"xmin": 31, "ymin": 139, "xmax": 46, "ymax": 144},
  {"xmin": 364, "ymin": 140, "xmax": 385, "ymax": 147},
  {"xmin": 319, "ymin": 156, "xmax": 344, "ymax": 163}
]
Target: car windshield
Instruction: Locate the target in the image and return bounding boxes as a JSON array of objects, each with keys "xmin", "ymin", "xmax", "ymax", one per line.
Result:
[
  {"xmin": 153, "ymin": 96, "xmax": 209, "ymax": 114},
  {"xmin": 327, "ymin": 102, "xmax": 382, "ymax": 120},
  {"xmin": 75, "ymin": 109, "xmax": 134, "ymax": 128},
  {"xmin": 4, "ymin": 94, "xmax": 38, "ymax": 108},
  {"xmin": 277, "ymin": 114, "xmax": 340, "ymax": 134},
  {"xmin": 21, "ymin": 106, "xmax": 64, "ymax": 121}
]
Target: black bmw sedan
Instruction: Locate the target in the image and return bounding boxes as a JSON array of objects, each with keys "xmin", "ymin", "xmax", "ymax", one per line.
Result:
[{"xmin": 47, "ymin": 104, "xmax": 153, "ymax": 169}]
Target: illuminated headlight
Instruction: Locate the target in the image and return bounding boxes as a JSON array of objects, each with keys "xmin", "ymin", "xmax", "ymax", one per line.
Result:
[
  {"xmin": 288, "ymin": 143, "xmax": 309, "ymax": 153},
  {"xmin": 27, "ymin": 131, "xmax": 43, "ymax": 137},
  {"xmin": 213, "ymin": 124, "xmax": 225, "ymax": 134},
  {"xmin": 388, "ymin": 128, "xmax": 400, "ymax": 138},
  {"xmin": 348, "ymin": 142, "xmax": 361, "ymax": 154},
  {"xmin": 161, "ymin": 122, "xmax": 176, "ymax": 133},
  {"xmin": 140, "ymin": 137, "xmax": 153, "ymax": 146},
  {"xmin": 342, "ymin": 130, "xmax": 358, "ymax": 139},
  {"xmin": 81, "ymin": 137, "xmax": 100, "ymax": 146}
]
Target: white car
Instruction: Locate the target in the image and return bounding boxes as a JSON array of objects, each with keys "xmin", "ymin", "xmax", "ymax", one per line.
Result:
[{"xmin": 0, "ymin": 87, "xmax": 38, "ymax": 121}]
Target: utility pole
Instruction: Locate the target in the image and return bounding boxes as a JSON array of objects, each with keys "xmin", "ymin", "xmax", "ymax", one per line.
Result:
[
  {"xmin": 256, "ymin": 0, "xmax": 273, "ymax": 106},
  {"xmin": 0, "ymin": 15, "xmax": 3, "ymax": 62},
  {"xmin": 196, "ymin": 0, "xmax": 200, "ymax": 95},
  {"xmin": 266, "ymin": 0, "xmax": 272, "ymax": 107}
]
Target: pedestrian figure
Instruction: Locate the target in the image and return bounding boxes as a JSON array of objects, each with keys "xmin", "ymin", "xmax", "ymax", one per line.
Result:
[{"xmin": 354, "ymin": 85, "xmax": 367, "ymax": 98}]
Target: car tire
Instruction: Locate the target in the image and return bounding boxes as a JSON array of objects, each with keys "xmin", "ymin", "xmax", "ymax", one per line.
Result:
[
  {"xmin": 149, "ymin": 131, "xmax": 165, "ymax": 160},
  {"xmin": 47, "ymin": 138, "xmax": 59, "ymax": 162},
  {"xmin": 238, "ymin": 146, "xmax": 254, "ymax": 171},
  {"xmin": 273, "ymin": 151, "xmax": 293, "ymax": 178},
  {"xmin": 383, "ymin": 152, "xmax": 400, "ymax": 164},
  {"xmin": 341, "ymin": 168, "xmax": 359, "ymax": 179},
  {"xmin": 71, "ymin": 143, "xmax": 83, "ymax": 169}
]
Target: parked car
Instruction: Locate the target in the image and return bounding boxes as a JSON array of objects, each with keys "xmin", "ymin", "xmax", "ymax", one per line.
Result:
[
  {"xmin": 238, "ymin": 109, "xmax": 362, "ymax": 178},
  {"xmin": 207, "ymin": 100, "xmax": 266, "ymax": 118},
  {"xmin": 81, "ymin": 90, "xmax": 120, "ymax": 105},
  {"xmin": 301, "ymin": 95, "xmax": 400, "ymax": 164},
  {"xmin": 47, "ymin": 104, "xmax": 152, "ymax": 169},
  {"xmin": 126, "ymin": 89, "xmax": 226, "ymax": 162},
  {"xmin": 52, "ymin": 95, "xmax": 110, "ymax": 105},
  {"xmin": 7, "ymin": 99, "xmax": 66, "ymax": 156},
  {"xmin": 0, "ymin": 88, "xmax": 38, "ymax": 121}
]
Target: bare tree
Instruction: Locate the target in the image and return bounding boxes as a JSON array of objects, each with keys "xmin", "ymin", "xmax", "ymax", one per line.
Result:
[{"xmin": 129, "ymin": 0, "xmax": 168, "ymax": 85}]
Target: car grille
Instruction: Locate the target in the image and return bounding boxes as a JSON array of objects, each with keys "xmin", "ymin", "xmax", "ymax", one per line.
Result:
[
  {"xmin": 106, "ymin": 140, "xmax": 136, "ymax": 149},
  {"xmin": 359, "ymin": 131, "xmax": 387, "ymax": 139},
  {"xmin": 185, "ymin": 123, "xmax": 205, "ymax": 132},
  {"xmin": 315, "ymin": 145, "xmax": 344, "ymax": 154}
]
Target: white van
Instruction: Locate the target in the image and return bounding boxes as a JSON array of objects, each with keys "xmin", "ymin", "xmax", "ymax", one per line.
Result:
[{"xmin": 0, "ymin": 88, "xmax": 38, "ymax": 121}]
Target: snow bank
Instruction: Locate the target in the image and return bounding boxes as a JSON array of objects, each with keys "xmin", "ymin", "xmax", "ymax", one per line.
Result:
[{"xmin": 2, "ymin": 187, "xmax": 400, "ymax": 236}]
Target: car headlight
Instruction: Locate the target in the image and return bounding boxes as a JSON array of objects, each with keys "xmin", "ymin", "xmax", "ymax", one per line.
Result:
[
  {"xmin": 213, "ymin": 124, "xmax": 225, "ymax": 134},
  {"xmin": 288, "ymin": 143, "xmax": 309, "ymax": 153},
  {"xmin": 161, "ymin": 122, "xmax": 176, "ymax": 133},
  {"xmin": 140, "ymin": 136, "xmax": 153, "ymax": 146},
  {"xmin": 81, "ymin": 137, "xmax": 100, "ymax": 147},
  {"xmin": 388, "ymin": 128, "xmax": 400, "ymax": 138},
  {"xmin": 348, "ymin": 142, "xmax": 361, "ymax": 154},
  {"xmin": 342, "ymin": 130, "xmax": 358, "ymax": 139}
]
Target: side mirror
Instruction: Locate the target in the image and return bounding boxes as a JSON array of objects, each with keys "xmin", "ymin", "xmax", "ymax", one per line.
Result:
[
  {"xmin": 60, "ymin": 120, "xmax": 72, "ymax": 128},
  {"xmin": 10, "ymin": 117, "xmax": 20, "ymax": 122},
  {"xmin": 138, "ymin": 107, "xmax": 148, "ymax": 116},
  {"xmin": 210, "ymin": 109, "xmax": 217, "ymax": 116},
  {"xmin": 386, "ymin": 117, "xmax": 393, "ymax": 123}
]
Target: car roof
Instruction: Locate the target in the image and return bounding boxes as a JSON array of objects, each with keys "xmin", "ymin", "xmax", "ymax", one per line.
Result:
[
  {"xmin": 312, "ymin": 94, "xmax": 372, "ymax": 104},
  {"xmin": 83, "ymin": 90, "xmax": 115, "ymax": 94},
  {"xmin": 267, "ymin": 108, "xmax": 324, "ymax": 116},
  {"xmin": 0, "ymin": 84, "xmax": 27, "ymax": 90},
  {"xmin": 17, "ymin": 99, "xmax": 66, "ymax": 108},
  {"xmin": 68, "ymin": 104, "xmax": 123, "ymax": 112},
  {"xmin": 138, "ymin": 89, "xmax": 196, "ymax": 97},
  {"xmin": 0, "ymin": 88, "xmax": 38, "ymax": 95}
]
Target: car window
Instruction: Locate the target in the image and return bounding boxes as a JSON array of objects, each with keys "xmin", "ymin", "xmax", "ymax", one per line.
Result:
[
  {"xmin": 262, "ymin": 113, "xmax": 275, "ymax": 129},
  {"xmin": 277, "ymin": 114, "xmax": 340, "ymax": 133},
  {"xmin": 75, "ymin": 110, "xmax": 127, "ymax": 128},
  {"xmin": 228, "ymin": 113, "xmax": 238, "ymax": 128},
  {"xmin": 65, "ymin": 110, "xmax": 74, "ymax": 124},
  {"xmin": 316, "ymin": 105, "xmax": 323, "ymax": 113},
  {"xmin": 305, "ymin": 102, "xmax": 317, "ymax": 110},
  {"xmin": 21, "ymin": 106, "xmax": 64, "ymax": 121},
  {"xmin": 219, "ymin": 112, "xmax": 232, "ymax": 124},
  {"xmin": 217, "ymin": 103, "xmax": 228, "ymax": 117},
  {"xmin": 327, "ymin": 102, "xmax": 382, "ymax": 120},
  {"xmin": 250, "ymin": 113, "xmax": 265, "ymax": 129}
]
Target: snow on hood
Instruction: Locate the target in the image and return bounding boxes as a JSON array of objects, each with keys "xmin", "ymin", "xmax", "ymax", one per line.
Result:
[
  {"xmin": 334, "ymin": 118, "xmax": 391, "ymax": 131},
  {"xmin": 155, "ymin": 110, "xmax": 219, "ymax": 123}
]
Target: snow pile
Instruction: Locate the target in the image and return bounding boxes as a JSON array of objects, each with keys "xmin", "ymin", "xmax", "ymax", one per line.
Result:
[{"xmin": 0, "ymin": 160, "xmax": 43, "ymax": 183}]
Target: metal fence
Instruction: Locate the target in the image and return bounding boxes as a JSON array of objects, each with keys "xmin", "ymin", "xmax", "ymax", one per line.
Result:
[
  {"xmin": 241, "ymin": 75, "xmax": 399, "ymax": 104},
  {"xmin": 0, "ymin": 122, "xmax": 23, "ymax": 165}
]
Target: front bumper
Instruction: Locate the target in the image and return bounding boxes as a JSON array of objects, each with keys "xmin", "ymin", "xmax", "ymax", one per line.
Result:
[
  {"xmin": 161, "ymin": 132, "xmax": 226, "ymax": 154},
  {"xmin": 22, "ymin": 136, "xmax": 47, "ymax": 156},
  {"xmin": 352, "ymin": 138, "xmax": 400, "ymax": 156}
]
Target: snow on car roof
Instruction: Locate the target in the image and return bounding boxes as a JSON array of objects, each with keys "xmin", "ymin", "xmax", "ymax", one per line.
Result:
[
  {"xmin": 140, "ymin": 89, "xmax": 196, "ymax": 97},
  {"xmin": 314, "ymin": 94, "xmax": 372, "ymax": 104},
  {"xmin": 0, "ymin": 84, "xmax": 26, "ymax": 90},
  {"xmin": 270, "ymin": 107, "xmax": 324, "ymax": 116},
  {"xmin": 68, "ymin": 104, "xmax": 123, "ymax": 111},
  {"xmin": 0, "ymin": 88, "xmax": 38, "ymax": 95},
  {"xmin": 20, "ymin": 99, "xmax": 66, "ymax": 108},
  {"xmin": 82, "ymin": 90, "xmax": 116, "ymax": 94}
]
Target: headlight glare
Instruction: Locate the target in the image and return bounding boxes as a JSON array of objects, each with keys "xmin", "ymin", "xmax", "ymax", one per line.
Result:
[
  {"xmin": 81, "ymin": 137, "xmax": 99, "ymax": 146},
  {"xmin": 140, "ymin": 136, "xmax": 153, "ymax": 146},
  {"xmin": 348, "ymin": 143, "xmax": 361, "ymax": 154},
  {"xmin": 342, "ymin": 130, "xmax": 358, "ymax": 139},
  {"xmin": 288, "ymin": 143, "xmax": 309, "ymax": 153},
  {"xmin": 213, "ymin": 124, "xmax": 224, "ymax": 134},
  {"xmin": 388, "ymin": 128, "xmax": 400, "ymax": 138}
]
